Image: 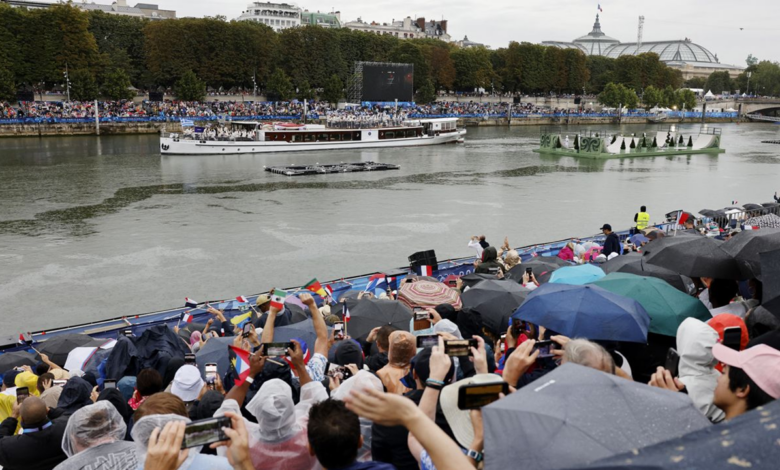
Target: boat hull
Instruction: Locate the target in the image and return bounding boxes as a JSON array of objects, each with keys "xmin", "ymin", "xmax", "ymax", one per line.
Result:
[{"xmin": 160, "ymin": 129, "xmax": 466, "ymax": 155}]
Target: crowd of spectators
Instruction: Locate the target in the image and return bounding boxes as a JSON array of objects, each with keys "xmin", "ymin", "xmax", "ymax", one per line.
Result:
[{"xmin": 0, "ymin": 214, "xmax": 779, "ymax": 470}]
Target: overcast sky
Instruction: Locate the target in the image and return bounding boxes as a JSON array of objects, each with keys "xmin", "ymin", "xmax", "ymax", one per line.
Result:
[{"xmin": 93, "ymin": 0, "xmax": 780, "ymax": 65}]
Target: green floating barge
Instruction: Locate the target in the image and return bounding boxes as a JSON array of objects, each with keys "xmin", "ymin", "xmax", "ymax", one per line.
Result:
[{"xmin": 533, "ymin": 126, "xmax": 725, "ymax": 159}]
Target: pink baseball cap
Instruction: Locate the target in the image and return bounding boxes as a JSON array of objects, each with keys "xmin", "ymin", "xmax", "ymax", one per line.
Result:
[{"xmin": 713, "ymin": 343, "xmax": 780, "ymax": 399}]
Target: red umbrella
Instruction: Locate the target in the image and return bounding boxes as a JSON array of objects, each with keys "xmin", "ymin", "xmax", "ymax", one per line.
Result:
[{"xmin": 398, "ymin": 280, "xmax": 462, "ymax": 310}]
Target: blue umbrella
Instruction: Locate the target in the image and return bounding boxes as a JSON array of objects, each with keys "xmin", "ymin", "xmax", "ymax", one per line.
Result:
[
  {"xmin": 629, "ymin": 233, "xmax": 649, "ymax": 246},
  {"xmin": 549, "ymin": 264, "xmax": 606, "ymax": 285},
  {"xmin": 512, "ymin": 283, "xmax": 650, "ymax": 342}
]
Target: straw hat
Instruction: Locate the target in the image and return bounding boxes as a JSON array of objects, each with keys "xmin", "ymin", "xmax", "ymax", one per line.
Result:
[{"xmin": 440, "ymin": 374, "xmax": 506, "ymax": 448}]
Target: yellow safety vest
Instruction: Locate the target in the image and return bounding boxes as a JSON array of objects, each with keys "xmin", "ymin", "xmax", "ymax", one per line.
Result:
[{"xmin": 636, "ymin": 212, "xmax": 650, "ymax": 230}]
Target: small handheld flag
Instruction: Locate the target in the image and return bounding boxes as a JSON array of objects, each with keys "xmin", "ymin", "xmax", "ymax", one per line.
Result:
[
  {"xmin": 230, "ymin": 346, "xmax": 253, "ymax": 386},
  {"xmin": 365, "ymin": 273, "xmax": 388, "ymax": 293},
  {"xmin": 304, "ymin": 278, "xmax": 328, "ymax": 298},
  {"xmin": 414, "ymin": 265, "xmax": 433, "ymax": 276},
  {"xmin": 236, "ymin": 296, "xmax": 248, "ymax": 303},
  {"xmin": 676, "ymin": 210, "xmax": 690, "ymax": 226},
  {"xmin": 324, "ymin": 284, "xmax": 334, "ymax": 297},
  {"xmin": 343, "ymin": 303, "xmax": 351, "ymax": 322},
  {"xmin": 180, "ymin": 311, "xmax": 194, "ymax": 323},
  {"xmin": 386, "ymin": 276, "xmax": 397, "ymax": 292},
  {"xmin": 270, "ymin": 289, "xmax": 287, "ymax": 311},
  {"xmin": 18, "ymin": 333, "xmax": 32, "ymax": 346},
  {"xmin": 230, "ymin": 311, "xmax": 253, "ymax": 326},
  {"xmin": 598, "ymin": 4, "xmax": 603, "ymax": 12},
  {"xmin": 185, "ymin": 297, "xmax": 198, "ymax": 308}
]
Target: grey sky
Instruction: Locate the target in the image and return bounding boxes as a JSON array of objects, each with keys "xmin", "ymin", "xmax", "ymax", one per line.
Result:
[{"xmin": 79, "ymin": 0, "xmax": 780, "ymax": 65}]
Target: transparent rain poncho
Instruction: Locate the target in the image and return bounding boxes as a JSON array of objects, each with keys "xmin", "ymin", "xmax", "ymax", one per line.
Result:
[
  {"xmin": 331, "ymin": 371, "xmax": 384, "ymax": 462},
  {"xmin": 131, "ymin": 414, "xmax": 199, "ymax": 470},
  {"xmin": 215, "ymin": 378, "xmax": 327, "ymax": 470},
  {"xmin": 61, "ymin": 401, "xmax": 127, "ymax": 457}
]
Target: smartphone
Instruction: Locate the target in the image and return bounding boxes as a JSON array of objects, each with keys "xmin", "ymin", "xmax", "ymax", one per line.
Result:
[
  {"xmin": 205, "ymin": 363, "xmax": 218, "ymax": 387},
  {"xmin": 526, "ymin": 267, "xmax": 533, "ymax": 276},
  {"xmin": 416, "ymin": 334, "xmax": 439, "ymax": 349},
  {"xmin": 413, "ymin": 309, "xmax": 432, "ymax": 331},
  {"xmin": 414, "ymin": 310, "xmax": 431, "ymax": 321},
  {"xmin": 447, "ymin": 278, "xmax": 458, "ymax": 287},
  {"xmin": 122, "ymin": 329, "xmax": 134, "ymax": 337},
  {"xmin": 722, "ymin": 326, "xmax": 742, "ymax": 351},
  {"xmin": 326, "ymin": 363, "xmax": 352, "ymax": 381},
  {"xmin": 262, "ymin": 342, "xmax": 294, "ymax": 357},
  {"xmin": 509, "ymin": 317, "xmax": 521, "ymax": 338},
  {"xmin": 457, "ymin": 382, "xmax": 509, "ymax": 410},
  {"xmin": 103, "ymin": 379, "xmax": 117, "ymax": 390},
  {"xmin": 181, "ymin": 416, "xmax": 232, "ymax": 449},
  {"xmin": 241, "ymin": 323, "xmax": 253, "ymax": 338},
  {"xmin": 500, "ymin": 334, "xmax": 506, "ymax": 353},
  {"xmin": 665, "ymin": 348, "xmax": 681, "ymax": 378},
  {"xmin": 184, "ymin": 353, "xmax": 197, "ymax": 365},
  {"xmin": 16, "ymin": 387, "xmax": 29, "ymax": 404},
  {"xmin": 334, "ymin": 322, "xmax": 344, "ymax": 340},
  {"xmin": 533, "ymin": 340, "xmax": 560, "ymax": 358},
  {"xmin": 444, "ymin": 339, "xmax": 478, "ymax": 357}
]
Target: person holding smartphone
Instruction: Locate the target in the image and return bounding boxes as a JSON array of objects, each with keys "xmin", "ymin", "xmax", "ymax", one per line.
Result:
[
  {"xmin": 0, "ymin": 395, "xmax": 69, "ymax": 470},
  {"xmin": 521, "ymin": 270, "xmax": 540, "ymax": 291}
]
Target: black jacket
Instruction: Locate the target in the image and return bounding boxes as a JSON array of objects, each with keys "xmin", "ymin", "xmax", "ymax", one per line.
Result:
[
  {"xmin": 0, "ymin": 417, "xmax": 68, "ymax": 470},
  {"xmin": 475, "ymin": 246, "xmax": 506, "ymax": 275},
  {"xmin": 602, "ymin": 232, "xmax": 621, "ymax": 257}
]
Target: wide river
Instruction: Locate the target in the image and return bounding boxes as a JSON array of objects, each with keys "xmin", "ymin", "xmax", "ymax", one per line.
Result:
[{"xmin": 1, "ymin": 123, "xmax": 779, "ymax": 339}]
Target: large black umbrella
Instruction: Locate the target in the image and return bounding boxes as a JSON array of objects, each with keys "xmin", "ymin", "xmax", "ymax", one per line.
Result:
[
  {"xmin": 287, "ymin": 303, "xmax": 310, "ymax": 324},
  {"xmin": 643, "ymin": 234, "xmax": 741, "ymax": 279},
  {"xmin": 579, "ymin": 398, "xmax": 780, "ymax": 469},
  {"xmin": 274, "ymin": 319, "xmax": 331, "ymax": 351},
  {"xmin": 342, "ymin": 298, "xmax": 413, "ymax": 342},
  {"xmin": 721, "ymin": 228, "xmax": 780, "ymax": 279},
  {"xmin": 460, "ymin": 273, "xmax": 498, "ymax": 289},
  {"xmin": 483, "ymin": 363, "xmax": 710, "ymax": 470},
  {"xmin": 36, "ymin": 334, "xmax": 106, "ymax": 367},
  {"xmin": 762, "ymin": 248, "xmax": 780, "ymax": 318},
  {"xmin": 742, "ymin": 203, "xmax": 764, "ymax": 211},
  {"xmin": 600, "ymin": 252, "xmax": 642, "ymax": 274},
  {"xmin": 506, "ymin": 258, "xmax": 569, "ymax": 284},
  {"xmin": 461, "ymin": 280, "xmax": 531, "ymax": 334},
  {"xmin": 0, "ymin": 351, "xmax": 40, "ymax": 374},
  {"xmin": 194, "ymin": 336, "xmax": 233, "ymax": 379}
]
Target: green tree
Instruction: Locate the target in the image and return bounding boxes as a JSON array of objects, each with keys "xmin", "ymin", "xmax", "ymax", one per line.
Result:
[
  {"xmin": 661, "ymin": 85, "xmax": 677, "ymax": 108},
  {"xmin": 297, "ymin": 79, "xmax": 314, "ymax": 100},
  {"xmin": 423, "ymin": 43, "xmax": 455, "ymax": 91},
  {"xmin": 684, "ymin": 77, "xmax": 706, "ymax": 88},
  {"xmin": 642, "ymin": 85, "xmax": 662, "ymax": 109},
  {"xmin": 267, "ymin": 68, "xmax": 294, "ymax": 101},
  {"xmin": 586, "ymin": 55, "xmax": 615, "ymax": 94},
  {"xmin": 322, "ymin": 74, "xmax": 343, "ymax": 105},
  {"xmin": 70, "ymin": 68, "xmax": 98, "ymax": 101},
  {"xmin": 0, "ymin": 66, "xmax": 15, "ymax": 102},
  {"xmin": 101, "ymin": 68, "xmax": 134, "ymax": 100},
  {"xmin": 415, "ymin": 78, "xmax": 436, "ymax": 104},
  {"xmin": 704, "ymin": 71, "xmax": 733, "ymax": 94},
  {"xmin": 174, "ymin": 70, "xmax": 205, "ymax": 101},
  {"xmin": 746, "ymin": 54, "xmax": 759, "ymax": 67},
  {"xmin": 389, "ymin": 41, "xmax": 430, "ymax": 90},
  {"xmin": 598, "ymin": 82, "xmax": 638, "ymax": 108},
  {"xmin": 451, "ymin": 46, "xmax": 494, "ymax": 91},
  {"xmin": 675, "ymin": 89, "xmax": 697, "ymax": 110}
]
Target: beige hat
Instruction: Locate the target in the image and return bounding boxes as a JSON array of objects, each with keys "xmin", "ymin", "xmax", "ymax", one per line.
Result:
[
  {"xmin": 440, "ymin": 374, "xmax": 506, "ymax": 448},
  {"xmin": 256, "ymin": 294, "xmax": 270, "ymax": 306}
]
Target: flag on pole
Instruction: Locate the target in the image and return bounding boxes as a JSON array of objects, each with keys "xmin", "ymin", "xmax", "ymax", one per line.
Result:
[
  {"xmin": 185, "ymin": 297, "xmax": 198, "ymax": 308},
  {"xmin": 230, "ymin": 311, "xmax": 253, "ymax": 326},
  {"xmin": 365, "ymin": 273, "xmax": 387, "ymax": 293},
  {"xmin": 731, "ymin": 200, "xmax": 738, "ymax": 205},
  {"xmin": 236, "ymin": 296, "xmax": 248, "ymax": 303},
  {"xmin": 598, "ymin": 4, "xmax": 603, "ymax": 12},
  {"xmin": 343, "ymin": 304, "xmax": 351, "ymax": 322},
  {"xmin": 386, "ymin": 276, "xmax": 398, "ymax": 292},
  {"xmin": 18, "ymin": 333, "xmax": 32, "ymax": 346},
  {"xmin": 414, "ymin": 265, "xmax": 433, "ymax": 276},
  {"xmin": 304, "ymin": 278, "xmax": 328, "ymax": 298},
  {"xmin": 676, "ymin": 210, "xmax": 690, "ymax": 226},
  {"xmin": 531, "ymin": 252, "xmax": 539, "ymax": 258},
  {"xmin": 230, "ymin": 346, "xmax": 253, "ymax": 386},
  {"xmin": 180, "ymin": 311, "xmax": 194, "ymax": 323},
  {"xmin": 324, "ymin": 284, "xmax": 334, "ymax": 297},
  {"xmin": 270, "ymin": 289, "xmax": 287, "ymax": 311}
]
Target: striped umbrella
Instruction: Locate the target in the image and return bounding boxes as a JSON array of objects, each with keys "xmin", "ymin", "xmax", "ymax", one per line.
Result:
[{"xmin": 398, "ymin": 280, "xmax": 462, "ymax": 310}]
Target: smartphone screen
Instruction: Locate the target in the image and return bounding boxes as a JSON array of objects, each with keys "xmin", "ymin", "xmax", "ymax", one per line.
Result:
[
  {"xmin": 242, "ymin": 323, "xmax": 253, "ymax": 338},
  {"xmin": 326, "ymin": 363, "xmax": 352, "ymax": 381},
  {"xmin": 722, "ymin": 327, "xmax": 742, "ymax": 351},
  {"xmin": 263, "ymin": 342, "xmax": 293, "ymax": 357},
  {"xmin": 533, "ymin": 340, "xmax": 560, "ymax": 358},
  {"xmin": 526, "ymin": 267, "xmax": 533, "ymax": 275},
  {"xmin": 665, "ymin": 348, "xmax": 681, "ymax": 378},
  {"xmin": 416, "ymin": 334, "xmax": 439, "ymax": 349},
  {"xmin": 457, "ymin": 382, "xmax": 509, "ymax": 410},
  {"xmin": 444, "ymin": 339, "xmax": 477, "ymax": 357},
  {"xmin": 205, "ymin": 363, "xmax": 217, "ymax": 385},
  {"xmin": 184, "ymin": 354, "xmax": 197, "ymax": 365},
  {"xmin": 103, "ymin": 380, "xmax": 117, "ymax": 390},
  {"xmin": 181, "ymin": 416, "xmax": 232, "ymax": 449},
  {"xmin": 334, "ymin": 322, "xmax": 344, "ymax": 340},
  {"xmin": 414, "ymin": 311, "xmax": 430, "ymax": 321},
  {"xmin": 16, "ymin": 387, "xmax": 29, "ymax": 404}
]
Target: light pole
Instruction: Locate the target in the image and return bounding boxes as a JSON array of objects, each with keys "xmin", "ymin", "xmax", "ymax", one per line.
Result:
[
  {"xmin": 63, "ymin": 64, "xmax": 71, "ymax": 102},
  {"xmin": 746, "ymin": 71, "xmax": 752, "ymax": 97}
]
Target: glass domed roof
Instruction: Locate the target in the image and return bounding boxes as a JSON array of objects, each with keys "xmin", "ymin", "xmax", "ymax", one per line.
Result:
[
  {"xmin": 603, "ymin": 40, "xmax": 719, "ymax": 63},
  {"xmin": 571, "ymin": 14, "xmax": 620, "ymax": 55}
]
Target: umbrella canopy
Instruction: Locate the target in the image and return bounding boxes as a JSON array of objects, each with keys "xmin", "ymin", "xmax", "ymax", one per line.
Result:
[
  {"xmin": 460, "ymin": 273, "xmax": 498, "ymax": 289},
  {"xmin": 287, "ymin": 303, "xmax": 310, "ymax": 324},
  {"xmin": 0, "ymin": 351, "xmax": 39, "ymax": 374},
  {"xmin": 745, "ymin": 213, "xmax": 780, "ymax": 229},
  {"xmin": 721, "ymin": 228, "xmax": 780, "ymax": 279},
  {"xmin": 549, "ymin": 264, "xmax": 606, "ymax": 285},
  {"xmin": 506, "ymin": 258, "xmax": 568, "ymax": 284},
  {"xmin": 580, "ymin": 398, "xmax": 780, "ymax": 469},
  {"xmin": 742, "ymin": 203, "xmax": 764, "ymax": 211},
  {"xmin": 761, "ymin": 248, "xmax": 780, "ymax": 317},
  {"xmin": 617, "ymin": 259, "xmax": 695, "ymax": 295},
  {"xmin": 461, "ymin": 280, "xmax": 531, "ymax": 334},
  {"xmin": 273, "ymin": 318, "xmax": 331, "ymax": 351},
  {"xmin": 398, "ymin": 280, "xmax": 462, "ymax": 310},
  {"xmin": 36, "ymin": 334, "xmax": 106, "ymax": 367},
  {"xmin": 590, "ymin": 273, "xmax": 711, "ymax": 337},
  {"xmin": 600, "ymin": 252, "xmax": 642, "ymax": 274},
  {"xmin": 642, "ymin": 233, "xmax": 741, "ymax": 279},
  {"xmin": 194, "ymin": 336, "xmax": 234, "ymax": 378},
  {"xmin": 629, "ymin": 234, "xmax": 649, "ymax": 246},
  {"xmin": 512, "ymin": 283, "xmax": 650, "ymax": 343},
  {"xmin": 483, "ymin": 363, "xmax": 711, "ymax": 470},
  {"xmin": 342, "ymin": 298, "xmax": 413, "ymax": 342}
]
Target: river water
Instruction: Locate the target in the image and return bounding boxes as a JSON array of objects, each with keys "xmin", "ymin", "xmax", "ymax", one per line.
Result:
[{"xmin": 1, "ymin": 123, "xmax": 779, "ymax": 339}]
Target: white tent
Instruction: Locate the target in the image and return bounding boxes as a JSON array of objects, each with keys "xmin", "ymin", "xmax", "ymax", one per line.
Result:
[
  {"xmin": 725, "ymin": 107, "xmax": 737, "ymax": 112},
  {"xmin": 704, "ymin": 90, "xmax": 715, "ymax": 98}
]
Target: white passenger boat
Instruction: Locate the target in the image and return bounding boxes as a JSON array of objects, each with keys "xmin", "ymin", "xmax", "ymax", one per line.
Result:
[{"xmin": 159, "ymin": 118, "xmax": 465, "ymax": 155}]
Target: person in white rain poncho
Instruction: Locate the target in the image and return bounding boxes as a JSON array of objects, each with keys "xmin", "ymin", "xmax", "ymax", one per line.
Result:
[
  {"xmin": 55, "ymin": 401, "xmax": 137, "ymax": 470},
  {"xmin": 215, "ymin": 339, "xmax": 327, "ymax": 470},
  {"xmin": 331, "ymin": 371, "xmax": 384, "ymax": 462}
]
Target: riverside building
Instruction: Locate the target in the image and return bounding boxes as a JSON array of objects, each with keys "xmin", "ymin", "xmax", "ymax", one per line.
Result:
[
  {"xmin": 237, "ymin": 1, "xmax": 301, "ymax": 31},
  {"xmin": 344, "ymin": 16, "xmax": 450, "ymax": 41}
]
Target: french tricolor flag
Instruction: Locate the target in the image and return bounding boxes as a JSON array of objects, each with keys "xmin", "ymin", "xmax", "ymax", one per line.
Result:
[
  {"xmin": 415, "ymin": 265, "xmax": 433, "ymax": 276},
  {"xmin": 386, "ymin": 276, "xmax": 397, "ymax": 291},
  {"xmin": 185, "ymin": 297, "xmax": 198, "ymax": 308},
  {"xmin": 236, "ymin": 296, "xmax": 248, "ymax": 303},
  {"xmin": 531, "ymin": 252, "xmax": 539, "ymax": 258},
  {"xmin": 180, "ymin": 311, "xmax": 194, "ymax": 323},
  {"xmin": 18, "ymin": 333, "xmax": 32, "ymax": 346},
  {"xmin": 344, "ymin": 304, "xmax": 351, "ymax": 322}
]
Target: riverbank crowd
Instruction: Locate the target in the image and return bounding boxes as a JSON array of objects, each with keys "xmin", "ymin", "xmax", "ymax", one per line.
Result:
[{"xmin": 1, "ymin": 214, "xmax": 780, "ymax": 470}]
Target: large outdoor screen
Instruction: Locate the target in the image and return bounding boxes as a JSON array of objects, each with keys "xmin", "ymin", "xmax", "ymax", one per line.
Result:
[{"xmin": 362, "ymin": 63, "xmax": 414, "ymax": 102}]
